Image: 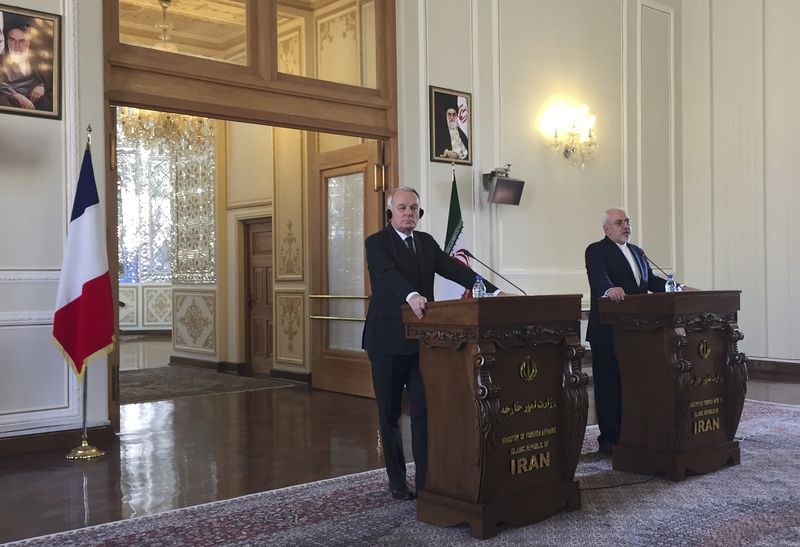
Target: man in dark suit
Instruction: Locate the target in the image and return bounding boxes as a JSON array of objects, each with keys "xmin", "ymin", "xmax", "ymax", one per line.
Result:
[
  {"xmin": 362, "ymin": 187, "xmax": 497, "ymax": 500},
  {"xmin": 585, "ymin": 208, "xmax": 667, "ymax": 455}
]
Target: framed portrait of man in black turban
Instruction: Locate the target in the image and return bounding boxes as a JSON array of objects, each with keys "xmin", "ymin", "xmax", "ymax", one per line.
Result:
[
  {"xmin": 0, "ymin": 5, "xmax": 61, "ymax": 119},
  {"xmin": 429, "ymin": 86, "xmax": 472, "ymax": 166}
]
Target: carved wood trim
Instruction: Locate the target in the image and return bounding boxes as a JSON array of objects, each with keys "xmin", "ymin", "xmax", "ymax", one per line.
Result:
[
  {"xmin": 723, "ymin": 322, "xmax": 747, "ymax": 441},
  {"xmin": 606, "ymin": 312, "xmax": 738, "ymax": 334},
  {"xmin": 405, "ymin": 325, "xmax": 477, "ymax": 349},
  {"xmin": 481, "ymin": 323, "xmax": 577, "ymax": 347},
  {"xmin": 560, "ymin": 336, "xmax": 588, "ymax": 480},
  {"xmin": 472, "ymin": 343, "xmax": 500, "ymax": 467},
  {"xmin": 667, "ymin": 328, "xmax": 692, "ymax": 452}
]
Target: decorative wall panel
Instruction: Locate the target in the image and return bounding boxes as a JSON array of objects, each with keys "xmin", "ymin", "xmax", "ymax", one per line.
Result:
[
  {"xmin": 143, "ymin": 286, "xmax": 173, "ymax": 326},
  {"xmin": 316, "ymin": 1, "xmax": 361, "ymax": 86},
  {"xmin": 639, "ymin": 2, "xmax": 675, "ymax": 269},
  {"xmin": 173, "ymin": 289, "xmax": 216, "ymax": 354},
  {"xmin": 273, "ymin": 127, "xmax": 305, "ymax": 281},
  {"xmin": 119, "ymin": 286, "xmax": 138, "ymax": 327},
  {"xmin": 278, "ymin": 22, "xmax": 304, "ymax": 76},
  {"xmin": 275, "ymin": 290, "xmax": 304, "ymax": 365}
]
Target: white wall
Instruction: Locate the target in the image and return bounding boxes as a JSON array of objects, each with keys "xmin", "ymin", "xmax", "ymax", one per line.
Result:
[
  {"xmin": 0, "ymin": 0, "xmax": 108, "ymax": 437},
  {"xmin": 397, "ymin": 0, "xmax": 682, "ymax": 345},
  {"xmin": 682, "ymin": 0, "xmax": 800, "ymax": 361},
  {"xmin": 396, "ymin": 0, "xmax": 797, "ymax": 361}
]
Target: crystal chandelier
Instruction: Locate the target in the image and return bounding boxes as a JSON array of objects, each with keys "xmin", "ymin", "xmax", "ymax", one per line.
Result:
[
  {"xmin": 116, "ymin": 107, "xmax": 217, "ymax": 285},
  {"xmin": 117, "ymin": 107, "xmax": 214, "ymax": 154},
  {"xmin": 154, "ymin": 0, "xmax": 179, "ymax": 52}
]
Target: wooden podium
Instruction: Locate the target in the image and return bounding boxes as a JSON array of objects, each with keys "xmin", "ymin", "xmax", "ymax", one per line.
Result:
[
  {"xmin": 403, "ymin": 295, "xmax": 588, "ymax": 539},
  {"xmin": 599, "ymin": 291, "xmax": 748, "ymax": 481}
]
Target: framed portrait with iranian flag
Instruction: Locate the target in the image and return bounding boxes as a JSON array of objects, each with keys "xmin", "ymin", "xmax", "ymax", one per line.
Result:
[{"xmin": 429, "ymin": 86, "xmax": 472, "ymax": 166}]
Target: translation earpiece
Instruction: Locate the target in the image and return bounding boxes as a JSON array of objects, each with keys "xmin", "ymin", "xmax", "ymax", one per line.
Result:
[{"xmin": 385, "ymin": 208, "xmax": 423, "ymax": 221}]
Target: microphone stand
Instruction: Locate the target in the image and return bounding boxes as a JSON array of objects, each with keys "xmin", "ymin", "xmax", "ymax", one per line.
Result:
[
  {"xmin": 643, "ymin": 253, "xmax": 683, "ymax": 289},
  {"xmin": 462, "ymin": 250, "xmax": 528, "ymax": 295}
]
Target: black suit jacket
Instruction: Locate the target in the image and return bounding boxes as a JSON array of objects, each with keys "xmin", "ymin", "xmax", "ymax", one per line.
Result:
[
  {"xmin": 362, "ymin": 225, "xmax": 496, "ymax": 355},
  {"xmin": 585, "ymin": 236, "xmax": 666, "ymax": 343}
]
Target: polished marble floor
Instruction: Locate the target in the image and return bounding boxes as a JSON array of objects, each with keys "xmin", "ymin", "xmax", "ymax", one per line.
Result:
[
  {"xmin": 119, "ymin": 333, "xmax": 172, "ymax": 371},
  {"xmin": 0, "ymin": 363, "xmax": 796, "ymax": 543}
]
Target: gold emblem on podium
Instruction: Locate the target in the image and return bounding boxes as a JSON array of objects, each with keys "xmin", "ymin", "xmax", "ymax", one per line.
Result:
[
  {"xmin": 698, "ymin": 339, "xmax": 712, "ymax": 360},
  {"xmin": 519, "ymin": 357, "xmax": 538, "ymax": 381}
]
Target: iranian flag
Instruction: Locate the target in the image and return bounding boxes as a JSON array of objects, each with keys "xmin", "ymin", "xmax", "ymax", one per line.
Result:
[
  {"xmin": 53, "ymin": 147, "xmax": 116, "ymax": 377},
  {"xmin": 434, "ymin": 168, "xmax": 472, "ymax": 300}
]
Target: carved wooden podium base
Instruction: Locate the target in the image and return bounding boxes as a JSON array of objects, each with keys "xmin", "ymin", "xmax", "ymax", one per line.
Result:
[
  {"xmin": 403, "ymin": 296, "xmax": 588, "ymax": 540},
  {"xmin": 601, "ymin": 292, "xmax": 748, "ymax": 483},
  {"xmin": 417, "ymin": 481, "xmax": 580, "ymax": 540},
  {"xmin": 612, "ymin": 440, "xmax": 740, "ymax": 481}
]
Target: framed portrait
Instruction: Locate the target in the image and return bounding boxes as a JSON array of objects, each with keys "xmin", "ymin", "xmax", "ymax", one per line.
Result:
[
  {"xmin": 0, "ymin": 5, "xmax": 61, "ymax": 119},
  {"xmin": 429, "ymin": 86, "xmax": 472, "ymax": 165}
]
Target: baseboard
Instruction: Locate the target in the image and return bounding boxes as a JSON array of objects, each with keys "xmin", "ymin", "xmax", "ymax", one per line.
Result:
[
  {"xmin": 120, "ymin": 329, "xmax": 171, "ymax": 336},
  {"xmin": 748, "ymin": 359, "xmax": 800, "ymax": 383},
  {"xmin": 170, "ymin": 356, "xmax": 250, "ymax": 376},
  {"xmin": 271, "ymin": 369, "xmax": 311, "ymax": 383},
  {"xmin": 170, "ymin": 355, "xmax": 218, "ymax": 370},
  {"xmin": 0, "ymin": 425, "xmax": 117, "ymax": 457},
  {"xmin": 219, "ymin": 361, "xmax": 249, "ymax": 376}
]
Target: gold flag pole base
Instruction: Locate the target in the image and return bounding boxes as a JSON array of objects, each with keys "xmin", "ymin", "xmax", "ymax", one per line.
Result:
[{"xmin": 66, "ymin": 438, "xmax": 105, "ymax": 460}]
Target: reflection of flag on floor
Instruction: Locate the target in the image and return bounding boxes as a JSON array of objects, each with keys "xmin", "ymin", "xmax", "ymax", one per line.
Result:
[
  {"xmin": 435, "ymin": 168, "xmax": 472, "ymax": 300},
  {"xmin": 53, "ymin": 147, "xmax": 115, "ymax": 377}
]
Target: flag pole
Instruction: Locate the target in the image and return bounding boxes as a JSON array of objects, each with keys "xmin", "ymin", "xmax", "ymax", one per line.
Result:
[{"xmin": 66, "ymin": 126, "xmax": 105, "ymax": 461}]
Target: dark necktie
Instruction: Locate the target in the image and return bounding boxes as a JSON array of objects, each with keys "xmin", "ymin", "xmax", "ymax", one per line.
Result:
[{"xmin": 405, "ymin": 236, "xmax": 416, "ymax": 254}]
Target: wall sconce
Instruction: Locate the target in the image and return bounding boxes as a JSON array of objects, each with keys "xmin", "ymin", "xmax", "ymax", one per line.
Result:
[{"xmin": 540, "ymin": 102, "xmax": 598, "ymax": 169}]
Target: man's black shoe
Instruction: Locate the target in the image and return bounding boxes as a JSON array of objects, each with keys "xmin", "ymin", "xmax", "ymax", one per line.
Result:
[
  {"xmin": 389, "ymin": 483, "xmax": 415, "ymax": 501},
  {"xmin": 598, "ymin": 443, "xmax": 614, "ymax": 456}
]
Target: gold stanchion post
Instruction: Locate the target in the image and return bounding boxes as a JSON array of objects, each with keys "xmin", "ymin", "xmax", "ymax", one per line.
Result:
[{"xmin": 65, "ymin": 371, "xmax": 105, "ymax": 460}]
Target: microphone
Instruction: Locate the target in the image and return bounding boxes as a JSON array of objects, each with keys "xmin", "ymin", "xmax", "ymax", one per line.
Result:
[
  {"xmin": 642, "ymin": 253, "xmax": 670, "ymax": 278},
  {"xmin": 461, "ymin": 249, "xmax": 528, "ymax": 295},
  {"xmin": 643, "ymin": 253, "xmax": 684, "ymax": 290}
]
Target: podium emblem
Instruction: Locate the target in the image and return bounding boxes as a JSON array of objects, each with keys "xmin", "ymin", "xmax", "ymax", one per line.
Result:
[
  {"xmin": 519, "ymin": 357, "xmax": 538, "ymax": 381},
  {"xmin": 698, "ymin": 339, "xmax": 712, "ymax": 360}
]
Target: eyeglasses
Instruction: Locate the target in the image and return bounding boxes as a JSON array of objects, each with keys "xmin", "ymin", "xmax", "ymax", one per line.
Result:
[{"xmin": 613, "ymin": 218, "xmax": 631, "ymax": 227}]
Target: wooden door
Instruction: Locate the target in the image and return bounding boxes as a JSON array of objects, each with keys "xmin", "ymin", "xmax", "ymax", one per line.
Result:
[
  {"xmin": 310, "ymin": 142, "xmax": 384, "ymax": 397},
  {"xmin": 245, "ymin": 219, "xmax": 274, "ymax": 375}
]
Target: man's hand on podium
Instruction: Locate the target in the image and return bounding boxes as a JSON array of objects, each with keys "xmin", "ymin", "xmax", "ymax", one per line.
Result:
[
  {"xmin": 604, "ymin": 287, "xmax": 626, "ymax": 302},
  {"xmin": 409, "ymin": 294, "xmax": 427, "ymax": 319}
]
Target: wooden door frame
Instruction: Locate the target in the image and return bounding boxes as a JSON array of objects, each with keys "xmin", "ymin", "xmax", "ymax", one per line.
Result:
[
  {"xmin": 309, "ymin": 142, "xmax": 384, "ymax": 396},
  {"xmin": 103, "ymin": 0, "xmax": 400, "ymax": 427}
]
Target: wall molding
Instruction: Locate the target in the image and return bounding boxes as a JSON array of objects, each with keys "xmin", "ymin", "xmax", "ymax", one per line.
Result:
[
  {"xmin": 0, "ymin": 271, "xmax": 60, "ymax": 283},
  {"xmin": 637, "ymin": 0, "xmax": 677, "ymax": 267},
  {"xmin": 0, "ymin": 312, "xmax": 54, "ymax": 327}
]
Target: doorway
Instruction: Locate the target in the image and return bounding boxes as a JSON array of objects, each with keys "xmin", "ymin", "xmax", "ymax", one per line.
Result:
[{"xmin": 244, "ymin": 218, "xmax": 274, "ymax": 375}]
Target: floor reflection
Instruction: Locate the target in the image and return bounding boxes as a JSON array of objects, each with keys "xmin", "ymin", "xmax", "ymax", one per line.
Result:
[
  {"xmin": 119, "ymin": 333, "xmax": 172, "ymax": 371},
  {"xmin": 1, "ymin": 372, "xmax": 796, "ymax": 543}
]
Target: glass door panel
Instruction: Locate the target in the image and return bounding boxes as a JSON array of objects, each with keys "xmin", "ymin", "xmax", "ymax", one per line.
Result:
[{"xmin": 326, "ymin": 172, "xmax": 365, "ymax": 351}]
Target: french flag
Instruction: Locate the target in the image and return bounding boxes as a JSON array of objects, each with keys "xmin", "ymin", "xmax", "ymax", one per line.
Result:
[{"xmin": 53, "ymin": 147, "xmax": 115, "ymax": 377}]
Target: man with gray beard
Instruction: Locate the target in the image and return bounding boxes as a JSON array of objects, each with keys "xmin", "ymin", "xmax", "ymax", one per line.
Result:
[{"xmin": 1, "ymin": 21, "xmax": 52, "ymax": 111}]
